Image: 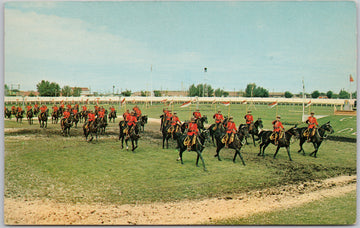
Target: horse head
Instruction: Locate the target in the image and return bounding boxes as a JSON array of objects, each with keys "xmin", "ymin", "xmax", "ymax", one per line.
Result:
[
  {"xmin": 321, "ymin": 121, "xmax": 334, "ymax": 134},
  {"xmin": 202, "ymin": 115, "xmax": 208, "ymax": 124},
  {"xmin": 255, "ymin": 118, "xmax": 263, "ymax": 129},
  {"xmin": 286, "ymin": 126, "xmax": 300, "ymax": 139}
]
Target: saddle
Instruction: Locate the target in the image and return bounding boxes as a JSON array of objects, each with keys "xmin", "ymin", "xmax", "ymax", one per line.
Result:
[
  {"xmin": 184, "ymin": 135, "xmax": 197, "ymax": 147},
  {"xmin": 221, "ymin": 133, "xmax": 235, "ymax": 145},
  {"xmin": 270, "ymin": 131, "xmax": 284, "ymax": 141},
  {"xmin": 303, "ymin": 128, "xmax": 316, "ymax": 137}
]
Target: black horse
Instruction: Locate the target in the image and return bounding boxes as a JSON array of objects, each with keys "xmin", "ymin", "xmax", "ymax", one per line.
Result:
[
  {"xmin": 51, "ymin": 110, "xmax": 61, "ymax": 124},
  {"xmin": 83, "ymin": 120, "xmax": 99, "ymax": 142},
  {"xmin": 108, "ymin": 111, "xmax": 117, "ymax": 123},
  {"xmin": 72, "ymin": 112, "xmax": 81, "ymax": 128},
  {"xmin": 162, "ymin": 122, "xmax": 182, "ymax": 149},
  {"xmin": 176, "ymin": 129, "xmax": 210, "ymax": 171},
  {"xmin": 97, "ymin": 117, "xmax": 108, "ymax": 135},
  {"xmin": 38, "ymin": 110, "xmax": 49, "ymax": 128},
  {"xmin": 60, "ymin": 117, "xmax": 73, "ymax": 137},
  {"xmin": 297, "ymin": 121, "xmax": 334, "ymax": 158},
  {"xmin": 138, "ymin": 115, "xmax": 148, "ymax": 132},
  {"xmin": 258, "ymin": 126, "xmax": 299, "ymax": 161},
  {"xmin": 4, "ymin": 108, "xmax": 12, "ymax": 119},
  {"xmin": 240, "ymin": 118, "xmax": 263, "ymax": 146},
  {"xmin": 80, "ymin": 110, "xmax": 90, "ymax": 123},
  {"xmin": 119, "ymin": 120, "xmax": 140, "ymax": 151},
  {"xmin": 213, "ymin": 122, "xmax": 247, "ymax": 165},
  {"xmin": 195, "ymin": 116, "xmax": 208, "ymax": 130},
  {"xmin": 26, "ymin": 109, "xmax": 34, "ymax": 125},
  {"xmin": 15, "ymin": 110, "xmax": 25, "ymax": 123}
]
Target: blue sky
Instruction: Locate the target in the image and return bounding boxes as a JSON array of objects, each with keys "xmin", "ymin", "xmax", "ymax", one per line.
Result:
[{"xmin": 4, "ymin": 1, "xmax": 357, "ymax": 94}]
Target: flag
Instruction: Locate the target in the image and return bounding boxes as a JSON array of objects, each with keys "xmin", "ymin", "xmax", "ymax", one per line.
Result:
[
  {"xmin": 161, "ymin": 99, "xmax": 167, "ymax": 103},
  {"xmin": 212, "ymin": 99, "xmax": 217, "ymax": 104},
  {"xmin": 350, "ymin": 75, "xmax": 354, "ymax": 82},
  {"xmin": 268, "ymin": 101, "xmax": 278, "ymax": 108},
  {"xmin": 241, "ymin": 100, "xmax": 247, "ymax": 104},
  {"xmin": 168, "ymin": 100, "xmax": 174, "ymax": 106},
  {"xmin": 180, "ymin": 101, "xmax": 191, "ymax": 108},
  {"xmin": 222, "ymin": 101, "xmax": 230, "ymax": 106},
  {"xmin": 305, "ymin": 100, "xmax": 312, "ymax": 107},
  {"xmin": 121, "ymin": 98, "xmax": 126, "ymax": 105}
]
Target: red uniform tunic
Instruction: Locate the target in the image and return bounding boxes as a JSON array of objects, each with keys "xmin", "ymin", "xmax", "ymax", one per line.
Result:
[
  {"xmin": 88, "ymin": 113, "xmax": 95, "ymax": 122},
  {"xmin": 165, "ymin": 112, "xmax": 172, "ymax": 121},
  {"xmin": 82, "ymin": 106, "xmax": 87, "ymax": 111},
  {"xmin": 17, "ymin": 107, "xmax": 22, "ymax": 112},
  {"xmin": 187, "ymin": 122, "xmax": 199, "ymax": 136},
  {"xmin": 213, "ymin": 113, "xmax": 224, "ymax": 123},
  {"xmin": 63, "ymin": 111, "xmax": 70, "ymax": 119},
  {"xmin": 245, "ymin": 114, "xmax": 254, "ymax": 124},
  {"xmin": 127, "ymin": 115, "xmax": 137, "ymax": 126},
  {"xmin": 67, "ymin": 104, "xmax": 72, "ymax": 110},
  {"xmin": 307, "ymin": 116, "xmax": 318, "ymax": 129},
  {"xmin": 98, "ymin": 110, "xmax": 104, "ymax": 118},
  {"xmin": 27, "ymin": 105, "xmax": 32, "ymax": 111},
  {"xmin": 40, "ymin": 106, "xmax": 47, "ymax": 113},
  {"xmin": 272, "ymin": 120, "xmax": 284, "ymax": 132},
  {"xmin": 171, "ymin": 116, "xmax": 181, "ymax": 125},
  {"xmin": 193, "ymin": 111, "xmax": 202, "ymax": 119},
  {"xmin": 53, "ymin": 106, "xmax": 59, "ymax": 112},
  {"xmin": 72, "ymin": 109, "xmax": 78, "ymax": 115},
  {"xmin": 226, "ymin": 121, "xmax": 237, "ymax": 134},
  {"xmin": 34, "ymin": 104, "xmax": 38, "ymax": 109},
  {"xmin": 110, "ymin": 107, "xmax": 115, "ymax": 113},
  {"xmin": 123, "ymin": 111, "xmax": 130, "ymax": 120}
]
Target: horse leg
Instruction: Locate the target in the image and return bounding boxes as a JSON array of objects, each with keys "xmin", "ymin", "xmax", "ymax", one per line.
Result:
[
  {"xmin": 261, "ymin": 143, "xmax": 270, "ymax": 158},
  {"xmin": 298, "ymin": 139, "xmax": 306, "ymax": 156},
  {"xmin": 196, "ymin": 150, "xmax": 207, "ymax": 171},
  {"xmin": 286, "ymin": 146, "xmax": 293, "ymax": 161},
  {"xmin": 125, "ymin": 138, "xmax": 129, "ymax": 150},
  {"xmin": 234, "ymin": 149, "xmax": 246, "ymax": 166},
  {"xmin": 310, "ymin": 142, "xmax": 319, "ymax": 158},
  {"xmin": 273, "ymin": 145, "xmax": 281, "ymax": 159},
  {"xmin": 258, "ymin": 142, "xmax": 264, "ymax": 156},
  {"xmin": 252, "ymin": 134, "xmax": 256, "ymax": 146}
]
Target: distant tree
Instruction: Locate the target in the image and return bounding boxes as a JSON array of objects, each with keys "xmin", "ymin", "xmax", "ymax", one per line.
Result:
[
  {"xmin": 214, "ymin": 88, "xmax": 229, "ymax": 97},
  {"xmin": 339, "ymin": 89, "xmax": 350, "ymax": 99},
  {"xmin": 28, "ymin": 92, "xmax": 36, "ymax": 97},
  {"xmin": 121, "ymin": 90, "xmax": 132, "ymax": 97},
  {"xmin": 37, "ymin": 80, "xmax": 60, "ymax": 97},
  {"xmin": 62, "ymin": 86, "xmax": 72, "ymax": 97},
  {"xmin": 352, "ymin": 91, "xmax": 357, "ymax": 99},
  {"xmin": 153, "ymin": 90, "xmax": 162, "ymax": 97},
  {"xmin": 244, "ymin": 83, "xmax": 269, "ymax": 97},
  {"xmin": 188, "ymin": 84, "xmax": 198, "ymax": 97},
  {"xmin": 284, "ymin": 91, "xmax": 293, "ymax": 98},
  {"xmin": 326, "ymin": 90, "xmax": 333, "ymax": 99},
  {"xmin": 311, "ymin": 90, "xmax": 320, "ymax": 99},
  {"xmin": 72, "ymin": 87, "xmax": 82, "ymax": 97},
  {"xmin": 4, "ymin": 84, "xmax": 9, "ymax": 96},
  {"xmin": 140, "ymin": 91, "xmax": 147, "ymax": 97}
]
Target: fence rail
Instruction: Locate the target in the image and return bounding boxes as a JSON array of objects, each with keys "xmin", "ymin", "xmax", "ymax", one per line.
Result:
[{"xmin": 5, "ymin": 96, "xmax": 355, "ymax": 106}]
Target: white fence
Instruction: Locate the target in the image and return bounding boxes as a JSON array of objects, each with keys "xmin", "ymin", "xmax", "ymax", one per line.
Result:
[{"xmin": 4, "ymin": 96, "xmax": 355, "ymax": 106}]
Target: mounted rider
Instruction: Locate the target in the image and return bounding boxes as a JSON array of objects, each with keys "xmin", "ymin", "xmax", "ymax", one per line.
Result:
[
  {"xmin": 222, "ymin": 116, "xmax": 237, "ymax": 148},
  {"xmin": 133, "ymin": 105, "xmax": 142, "ymax": 119},
  {"xmin": 305, "ymin": 111, "xmax": 319, "ymax": 142},
  {"xmin": 126, "ymin": 111, "xmax": 139, "ymax": 139},
  {"xmin": 62, "ymin": 109, "xmax": 71, "ymax": 120},
  {"xmin": 40, "ymin": 105, "xmax": 48, "ymax": 118},
  {"xmin": 244, "ymin": 110, "xmax": 254, "ymax": 131},
  {"xmin": 184, "ymin": 117, "xmax": 199, "ymax": 151},
  {"xmin": 165, "ymin": 110, "xmax": 173, "ymax": 126},
  {"xmin": 85, "ymin": 111, "xmax": 96, "ymax": 128},
  {"xmin": 169, "ymin": 112, "xmax": 182, "ymax": 134},
  {"xmin": 193, "ymin": 109, "xmax": 202, "ymax": 120},
  {"xmin": 213, "ymin": 110, "xmax": 224, "ymax": 129},
  {"xmin": 271, "ymin": 115, "xmax": 285, "ymax": 145},
  {"xmin": 26, "ymin": 104, "xmax": 32, "ymax": 112}
]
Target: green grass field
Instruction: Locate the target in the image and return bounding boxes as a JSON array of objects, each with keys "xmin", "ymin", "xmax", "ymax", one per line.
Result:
[
  {"xmin": 208, "ymin": 190, "xmax": 356, "ymax": 225},
  {"xmin": 4, "ymin": 102, "xmax": 357, "ymax": 224}
]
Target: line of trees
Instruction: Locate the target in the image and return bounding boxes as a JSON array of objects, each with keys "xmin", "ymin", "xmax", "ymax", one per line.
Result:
[
  {"xmin": 188, "ymin": 84, "xmax": 229, "ymax": 97},
  {"xmin": 284, "ymin": 89, "xmax": 356, "ymax": 99}
]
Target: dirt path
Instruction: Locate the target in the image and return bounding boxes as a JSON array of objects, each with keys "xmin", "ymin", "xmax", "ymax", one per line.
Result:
[{"xmin": 4, "ymin": 175, "xmax": 356, "ymax": 225}]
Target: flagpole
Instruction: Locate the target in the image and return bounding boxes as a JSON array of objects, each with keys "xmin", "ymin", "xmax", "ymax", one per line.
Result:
[
  {"xmin": 228, "ymin": 104, "xmax": 230, "ymax": 117},
  {"xmin": 302, "ymin": 78, "xmax": 305, "ymax": 122}
]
